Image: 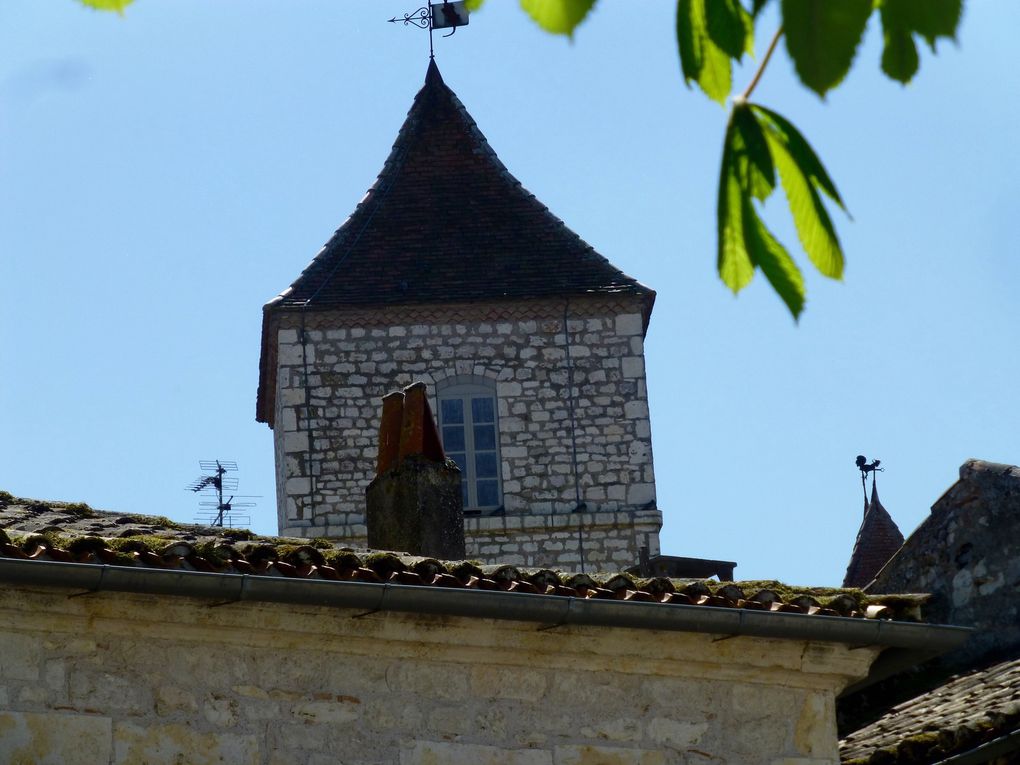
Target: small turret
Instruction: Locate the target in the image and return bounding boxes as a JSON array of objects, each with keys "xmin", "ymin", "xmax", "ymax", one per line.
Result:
[{"xmin": 843, "ymin": 456, "xmax": 905, "ymax": 588}]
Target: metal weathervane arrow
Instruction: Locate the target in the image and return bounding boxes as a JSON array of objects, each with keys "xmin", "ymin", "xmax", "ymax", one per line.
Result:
[{"xmin": 389, "ymin": 1, "xmax": 470, "ymax": 59}]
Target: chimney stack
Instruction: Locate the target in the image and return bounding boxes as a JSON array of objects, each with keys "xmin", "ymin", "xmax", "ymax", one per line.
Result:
[{"xmin": 366, "ymin": 381, "xmax": 465, "ymax": 559}]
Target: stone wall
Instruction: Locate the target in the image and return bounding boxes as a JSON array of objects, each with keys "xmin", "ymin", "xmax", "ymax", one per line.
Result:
[
  {"xmin": 870, "ymin": 459, "xmax": 1020, "ymax": 667},
  {"xmin": 271, "ymin": 296, "xmax": 659, "ymax": 570},
  {"xmin": 0, "ymin": 582, "xmax": 880, "ymax": 764},
  {"xmin": 309, "ymin": 508, "xmax": 662, "ymax": 571}
]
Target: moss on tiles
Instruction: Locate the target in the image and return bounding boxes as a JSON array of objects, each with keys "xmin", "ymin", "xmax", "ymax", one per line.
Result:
[
  {"xmin": 324, "ymin": 550, "xmax": 364, "ymax": 571},
  {"xmin": 448, "ymin": 560, "xmax": 483, "ymax": 582},
  {"xmin": 107, "ymin": 536, "xmax": 176, "ymax": 554},
  {"xmin": 58, "ymin": 502, "xmax": 96, "ymax": 519},
  {"xmin": 364, "ymin": 551, "xmax": 407, "ymax": 577}
]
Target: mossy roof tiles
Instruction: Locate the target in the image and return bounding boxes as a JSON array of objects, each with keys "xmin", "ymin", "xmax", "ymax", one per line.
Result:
[
  {"xmin": 0, "ymin": 494, "xmax": 928, "ymax": 623},
  {"xmin": 839, "ymin": 656, "xmax": 1020, "ymax": 763}
]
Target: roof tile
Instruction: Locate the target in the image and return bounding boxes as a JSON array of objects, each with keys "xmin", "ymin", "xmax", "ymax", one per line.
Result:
[
  {"xmin": 0, "ymin": 495, "xmax": 927, "ymax": 624},
  {"xmin": 267, "ymin": 60, "xmax": 652, "ymax": 311}
]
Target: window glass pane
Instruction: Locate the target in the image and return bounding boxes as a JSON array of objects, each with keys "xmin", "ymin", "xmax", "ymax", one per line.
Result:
[
  {"xmin": 475, "ymin": 452, "xmax": 497, "ymax": 479},
  {"xmin": 442, "ymin": 425, "xmax": 465, "ymax": 452},
  {"xmin": 473, "ymin": 424, "xmax": 495, "ymax": 450},
  {"xmin": 462, "ymin": 481, "xmax": 470, "ymax": 507},
  {"xmin": 476, "ymin": 480, "xmax": 499, "ymax": 507},
  {"xmin": 471, "ymin": 396, "xmax": 494, "ymax": 423},
  {"xmin": 441, "ymin": 398, "xmax": 464, "ymax": 425}
]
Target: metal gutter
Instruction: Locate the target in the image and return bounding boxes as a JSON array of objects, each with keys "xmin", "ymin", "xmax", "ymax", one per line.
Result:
[{"xmin": 0, "ymin": 558, "xmax": 970, "ymax": 653}]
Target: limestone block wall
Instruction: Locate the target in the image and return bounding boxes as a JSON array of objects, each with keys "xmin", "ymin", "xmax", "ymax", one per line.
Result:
[
  {"xmin": 304, "ymin": 508, "xmax": 662, "ymax": 571},
  {"xmin": 0, "ymin": 582, "xmax": 880, "ymax": 765},
  {"xmin": 271, "ymin": 296, "xmax": 658, "ymax": 569}
]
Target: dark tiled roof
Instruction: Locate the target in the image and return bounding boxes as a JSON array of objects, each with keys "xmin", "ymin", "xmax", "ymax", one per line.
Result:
[
  {"xmin": 0, "ymin": 495, "xmax": 924, "ymax": 622},
  {"xmin": 840, "ymin": 656, "xmax": 1020, "ymax": 764},
  {"xmin": 269, "ymin": 60, "xmax": 653, "ymax": 312},
  {"xmin": 843, "ymin": 482, "xmax": 905, "ymax": 589},
  {"xmin": 255, "ymin": 61, "xmax": 655, "ymax": 425}
]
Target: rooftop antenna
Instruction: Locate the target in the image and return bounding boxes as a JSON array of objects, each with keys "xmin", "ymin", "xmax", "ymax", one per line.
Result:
[
  {"xmin": 855, "ymin": 454, "xmax": 884, "ymax": 505},
  {"xmin": 186, "ymin": 460, "xmax": 258, "ymax": 528},
  {"xmin": 389, "ymin": 1, "xmax": 470, "ymax": 59}
]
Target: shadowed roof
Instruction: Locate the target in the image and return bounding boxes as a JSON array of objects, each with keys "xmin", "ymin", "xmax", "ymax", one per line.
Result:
[
  {"xmin": 839, "ymin": 655, "xmax": 1020, "ymax": 764},
  {"xmin": 269, "ymin": 59, "xmax": 653, "ymax": 311},
  {"xmin": 843, "ymin": 482, "xmax": 905, "ymax": 589}
]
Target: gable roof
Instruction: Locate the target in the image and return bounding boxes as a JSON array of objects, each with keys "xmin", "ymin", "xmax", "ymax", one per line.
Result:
[
  {"xmin": 268, "ymin": 60, "xmax": 653, "ymax": 312},
  {"xmin": 843, "ymin": 482, "xmax": 905, "ymax": 589},
  {"xmin": 839, "ymin": 655, "xmax": 1020, "ymax": 764}
]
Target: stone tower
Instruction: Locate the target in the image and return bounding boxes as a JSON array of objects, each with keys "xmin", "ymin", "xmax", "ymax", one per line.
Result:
[{"xmin": 257, "ymin": 61, "xmax": 660, "ymax": 570}]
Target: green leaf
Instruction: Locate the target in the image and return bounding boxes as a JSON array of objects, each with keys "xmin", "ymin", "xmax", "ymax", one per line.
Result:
[
  {"xmin": 520, "ymin": 0, "xmax": 597, "ymax": 37},
  {"xmin": 78, "ymin": 0, "xmax": 134, "ymax": 11},
  {"xmin": 752, "ymin": 105, "xmax": 846, "ymax": 211},
  {"xmin": 676, "ymin": 0, "xmax": 732, "ymax": 105},
  {"xmin": 741, "ymin": 196, "xmax": 805, "ymax": 318},
  {"xmin": 717, "ymin": 115, "xmax": 755, "ymax": 293},
  {"xmin": 754, "ymin": 106, "xmax": 844, "ymax": 280},
  {"xmin": 731, "ymin": 106, "xmax": 775, "ymax": 201},
  {"xmin": 676, "ymin": 0, "xmax": 702, "ymax": 88},
  {"xmin": 877, "ymin": 0, "xmax": 961, "ymax": 84},
  {"xmin": 704, "ymin": 0, "xmax": 752, "ymax": 61},
  {"xmin": 781, "ymin": 0, "xmax": 872, "ymax": 97},
  {"xmin": 881, "ymin": 0, "xmax": 963, "ymax": 48},
  {"xmin": 880, "ymin": 25, "xmax": 920, "ymax": 83},
  {"xmin": 465, "ymin": 0, "xmax": 486, "ymax": 10}
]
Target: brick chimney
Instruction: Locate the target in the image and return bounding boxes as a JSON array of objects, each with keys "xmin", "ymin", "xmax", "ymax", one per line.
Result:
[{"xmin": 366, "ymin": 381, "xmax": 465, "ymax": 559}]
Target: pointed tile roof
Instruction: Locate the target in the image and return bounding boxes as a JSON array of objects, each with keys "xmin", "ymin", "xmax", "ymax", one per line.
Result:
[
  {"xmin": 257, "ymin": 61, "xmax": 654, "ymax": 425},
  {"xmin": 271, "ymin": 60, "xmax": 653, "ymax": 311},
  {"xmin": 843, "ymin": 482, "xmax": 905, "ymax": 589}
]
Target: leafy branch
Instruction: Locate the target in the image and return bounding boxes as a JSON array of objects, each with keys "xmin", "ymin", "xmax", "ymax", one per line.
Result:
[{"xmin": 470, "ymin": 0, "xmax": 964, "ymax": 319}]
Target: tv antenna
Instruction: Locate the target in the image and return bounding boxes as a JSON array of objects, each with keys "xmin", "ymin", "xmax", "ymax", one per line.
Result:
[{"xmin": 186, "ymin": 460, "xmax": 258, "ymax": 528}]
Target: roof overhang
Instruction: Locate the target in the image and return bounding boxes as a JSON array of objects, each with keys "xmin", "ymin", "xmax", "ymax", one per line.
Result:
[{"xmin": 0, "ymin": 557, "xmax": 970, "ymax": 659}]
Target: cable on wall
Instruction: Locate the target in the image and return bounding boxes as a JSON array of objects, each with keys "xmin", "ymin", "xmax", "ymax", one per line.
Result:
[{"xmin": 562, "ymin": 299, "xmax": 586, "ymax": 573}]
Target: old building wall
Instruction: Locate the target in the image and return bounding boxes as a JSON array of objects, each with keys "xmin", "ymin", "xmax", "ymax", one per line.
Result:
[
  {"xmin": 272, "ymin": 296, "xmax": 659, "ymax": 570},
  {"xmin": 0, "ymin": 583, "xmax": 878, "ymax": 765},
  {"xmin": 870, "ymin": 459, "xmax": 1020, "ymax": 667}
]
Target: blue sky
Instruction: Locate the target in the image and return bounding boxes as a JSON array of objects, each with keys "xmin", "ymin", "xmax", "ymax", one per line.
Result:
[{"xmin": 1, "ymin": 1, "xmax": 1017, "ymax": 586}]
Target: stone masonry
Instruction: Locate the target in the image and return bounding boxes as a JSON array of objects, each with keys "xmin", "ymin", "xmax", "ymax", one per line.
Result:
[
  {"xmin": 0, "ymin": 582, "xmax": 879, "ymax": 764},
  {"xmin": 869, "ymin": 459, "xmax": 1020, "ymax": 668},
  {"xmin": 271, "ymin": 296, "xmax": 660, "ymax": 570}
]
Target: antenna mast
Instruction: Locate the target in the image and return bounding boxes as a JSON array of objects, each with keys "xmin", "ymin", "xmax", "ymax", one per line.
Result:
[{"xmin": 186, "ymin": 460, "xmax": 258, "ymax": 528}]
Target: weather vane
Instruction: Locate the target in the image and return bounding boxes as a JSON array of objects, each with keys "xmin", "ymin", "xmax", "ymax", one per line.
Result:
[
  {"xmin": 855, "ymin": 454, "xmax": 884, "ymax": 502},
  {"xmin": 389, "ymin": 1, "xmax": 470, "ymax": 59}
]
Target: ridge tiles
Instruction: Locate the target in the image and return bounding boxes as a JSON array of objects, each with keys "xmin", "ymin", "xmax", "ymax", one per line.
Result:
[{"xmin": 273, "ymin": 60, "xmax": 652, "ymax": 310}]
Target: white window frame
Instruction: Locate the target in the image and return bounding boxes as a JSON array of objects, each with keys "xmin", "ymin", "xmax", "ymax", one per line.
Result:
[{"xmin": 435, "ymin": 375, "xmax": 503, "ymax": 516}]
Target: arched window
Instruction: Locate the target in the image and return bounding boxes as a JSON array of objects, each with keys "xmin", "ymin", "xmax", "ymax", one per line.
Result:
[{"xmin": 436, "ymin": 376, "xmax": 502, "ymax": 515}]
